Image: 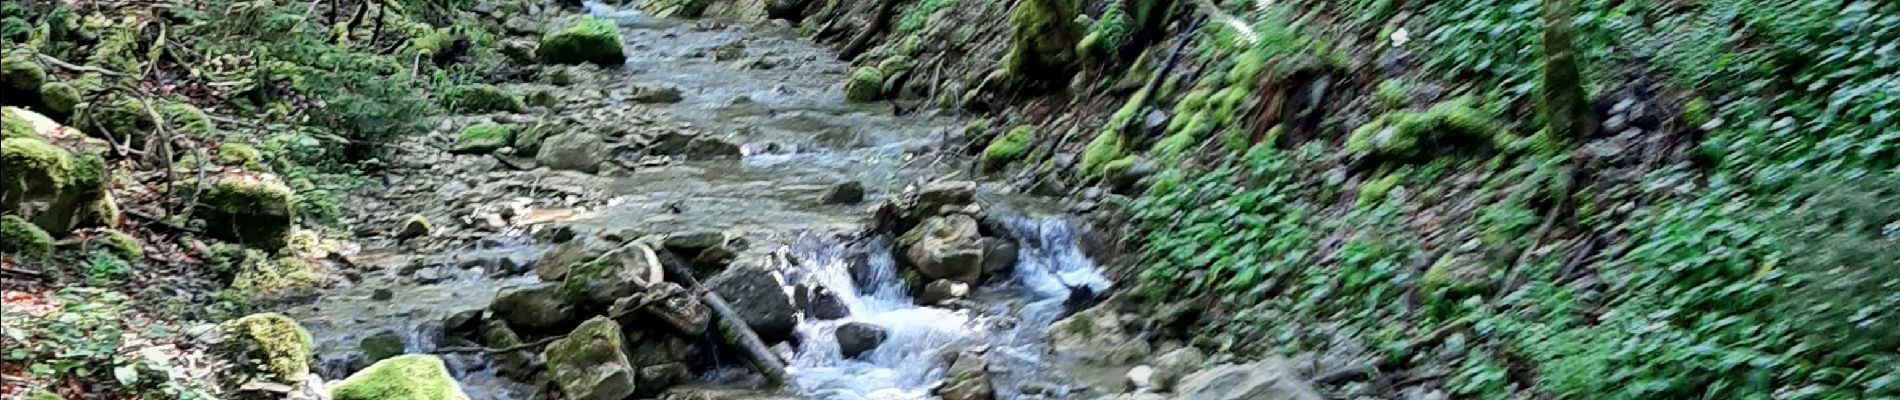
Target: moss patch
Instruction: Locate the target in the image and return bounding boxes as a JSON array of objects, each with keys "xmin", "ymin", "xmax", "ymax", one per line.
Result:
[
  {"xmin": 440, "ymin": 85, "xmax": 526, "ymax": 114},
  {"xmin": 844, "ymin": 67, "xmax": 884, "ymax": 102},
  {"xmin": 194, "ymin": 178, "xmax": 297, "ymax": 251},
  {"xmin": 1346, "ymin": 95, "xmax": 1501, "ymax": 161},
  {"xmin": 981, "ymin": 125, "xmax": 1034, "ymax": 169},
  {"xmin": 538, "ymin": 16, "xmax": 626, "ymax": 66},
  {"xmin": 37, "ymin": 82, "xmax": 80, "ymax": 116},
  {"xmin": 230, "ymin": 251, "xmax": 319, "ymax": 297},
  {"xmin": 330, "ymin": 355, "xmax": 469, "ymax": 400},
  {"xmin": 220, "ymin": 313, "xmax": 314, "ymax": 382},
  {"xmin": 217, "ymin": 142, "xmax": 265, "ymax": 170},
  {"xmin": 94, "ymin": 228, "xmax": 142, "ymax": 260},
  {"xmin": 161, "ymin": 102, "xmax": 216, "ymax": 137},
  {"xmin": 1, "ymin": 215, "xmax": 52, "ymax": 260},
  {"xmin": 1003, "ymin": 0, "xmax": 1083, "ymax": 81},
  {"xmin": 453, "ymin": 123, "xmax": 515, "ymax": 154},
  {"xmin": 2, "ymin": 50, "xmax": 45, "ymax": 93},
  {"xmin": 1079, "ymin": 130, "xmax": 1126, "ymax": 177}
]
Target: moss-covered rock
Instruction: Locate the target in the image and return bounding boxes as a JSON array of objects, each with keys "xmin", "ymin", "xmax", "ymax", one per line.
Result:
[
  {"xmin": 230, "ymin": 250, "xmax": 320, "ymax": 296},
  {"xmin": 93, "ymin": 228, "xmax": 141, "ymax": 261},
  {"xmin": 2, "ymin": 107, "xmax": 34, "ymax": 139},
  {"xmin": 160, "ymin": 102, "xmax": 216, "ymax": 137},
  {"xmin": 538, "ymin": 16, "xmax": 626, "ymax": 67},
  {"xmin": 37, "ymin": 82, "xmax": 80, "ymax": 116},
  {"xmin": 1003, "ymin": 0, "xmax": 1083, "ymax": 81},
  {"xmin": 359, "ymin": 331, "xmax": 406, "ymax": 365},
  {"xmin": 1346, "ymin": 96, "xmax": 1500, "ymax": 160},
  {"xmin": 75, "ymin": 192, "xmax": 118, "ymax": 229},
  {"xmin": 1079, "ymin": 130, "xmax": 1126, "ymax": 177},
  {"xmin": 407, "ymin": 29, "xmax": 456, "ymax": 58},
  {"xmin": 195, "ymin": 177, "xmax": 297, "ymax": 251},
  {"xmin": 1077, "ymin": 4, "xmax": 1130, "ymax": 61},
  {"xmin": 330, "ymin": 355, "xmax": 471, "ymax": 400},
  {"xmin": 981, "ymin": 125, "xmax": 1033, "ymax": 169},
  {"xmin": 844, "ymin": 67, "xmax": 884, "ymax": 103},
  {"xmin": 220, "ymin": 313, "xmax": 314, "ymax": 383},
  {"xmin": 2, "ymin": 50, "xmax": 44, "ymax": 94},
  {"xmin": 216, "ymin": 142, "xmax": 265, "ymax": 170},
  {"xmin": 1374, "ymin": 79, "xmax": 1411, "ymax": 110},
  {"xmin": 396, "ymin": 214, "xmax": 433, "ymax": 239},
  {"xmin": 1, "ymin": 215, "xmax": 52, "ymax": 260},
  {"xmin": 441, "ymin": 85, "xmax": 527, "ymax": 114},
  {"xmin": 877, "ymin": 55, "xmax": 913, "ymax": 78},
  {"xmin": 542, "ymin": 316, "xmax": 638, "ymax": 400},
  {"xmin": 453, "ymin": 123, "xmax": 514, "ymax": 154}
]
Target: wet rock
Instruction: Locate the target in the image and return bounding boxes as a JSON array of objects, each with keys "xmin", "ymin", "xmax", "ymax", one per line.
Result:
[
  {"xmin": 490, "ymin": 282, "xmax": 573, "ymax": 330},
  {"xmin": 937, "ymin": 351, "xmax": 994, "ymax": 400},
  {"xmin": 1151, "ymin": 347, "xmax": 1206, "ymax": 391},
  {"xmin": 796, "ymin": 284, "xmax": 850, "ymax": 320},
  {"xmin": 371, "ymin": 288, "xmax": 395, "ymax": 301},
  {"xmin": 821, "ymin": 181, "xmax": 865, "ymax": 204},
  {"xmin": 706, "ymin": 264, "xmax": 798, "ymax": 342},
  {"xmin": 441, "ymin": 309, "xmax": 482, "ymax": 334},
  {"xmin": 395, "ymin": 214, "xmax": 433, "ymax": 239},
  {"xmin": 648, "ymin": 132, "xmax": 742, "ymax": 159},
  {"xmin": 914, "ymin": 180, "xmax": 977, "ymax": 214},
  {"xmin": 637, "ymin": 363, "xmax": 693, "ymax": 394},
  {"xmin": 562, "ymin": 245, "xmax": 663, "ymax": 307},
  {"xmin": 918, "ymin": 279, "xmax": 969, "ymax": 305},
  {"xmin": 1174, "ymin": 358, "xmax": 1321, "ymax": 400},
  {"xmin": 610, "ymin": 282, "xmax": 710, "ymax": 336},
  {"xmin": 359, "ymin": 330, "xmax": 406, "ymax": 365},
  {"xmin": 901, "ymin": 215, "xmax": 986, "ymax": 285},
  {"xmin": 834, "ymin": 322, "xmax": 888, "ymax": 359},
  {"xmin": 330, "ymin": 355, "xmax": 471, "ymax": 400},
  {"xmin": 630, "ymin": 85, "xmax": 685, "ymax": 103},
  {"xmin": 537, "ymin": 238, "xmax": 610, "ymax": 281},
  {"xmin": 980, "ymin": 239, "xmax": 1018, "ymax": 278},
  {"xmin": 219, "ymin": 313, "xmax": 314, "ymax": 383},
  {"xmin": 625, "ymin": 331, "xmax": 700, "ymax": 367},
  {"xmin": 664, "ymin": 231, "xmax": 725, "ymax": 256},
  {"xmin": 543, "ymin": 317, "xmax": 637, "ymax": 400},
  {"xmin": 692, "ymin": 243, "xmax": 736, "ymax": 273},
  {"xmin": 1047, "ymin": 305, "xmax": 1149, "ymax": 365},
  {"xmin": 1126, "ymin": 365, "xmax": 1155, "ymax": 391},
  {"xmin": 536, "ymin": 132, "xmax": 605, "ymax": 173},
  {"xmin": 473, "ymin": 321, "xmax": 533, "ymax": 380}
]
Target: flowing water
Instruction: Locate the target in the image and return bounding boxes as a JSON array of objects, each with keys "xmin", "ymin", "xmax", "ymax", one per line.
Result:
[{"xmin": 286, "ymin": 5, "xmax": 1114, "ymax": 399}]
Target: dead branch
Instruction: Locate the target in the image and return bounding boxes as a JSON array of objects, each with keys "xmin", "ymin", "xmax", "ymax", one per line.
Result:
[
  {"xmin": 36, "ymin": 54, "xmax": 128, "ymax": 77},
  {"xmin": 837, "ymin": 0, "xmax": 897, "ymax": 61}
]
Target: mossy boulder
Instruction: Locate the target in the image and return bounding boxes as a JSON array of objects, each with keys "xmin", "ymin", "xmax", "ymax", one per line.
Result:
[
  {"xmin": 220, "ymin": 313, "xmax": 314, "ymax": 383},
  {"xmin": 981, "ymin": 125, "xmax": 1033, "ymax": 169},
  {"xmin": 330, "ymin": 355, "xmax": 472, "ymax": 400},
  {"xmin": 1003, "ymin": 0, "xmax": 1083, "ymax": 81},
  {"xmin": 2, "ymin": 130, "xmax": 110, "ymax": 235},
  {"xmin": 216, "ymin": 142, "xmax": 265, "ymax": 170},
  {"xmin": 229, "ymin": 250, "xmax": 320, "ymax": 297},
  {"xmin": 396, "ymin": 214, "xmax": 433, "ymax": 239},
  {"xmin": 453, "ymin": 123, "xmax": 515, "ymax": 154},
  {"xmin": 195, "ymin": 177, "xmax": 297, "ymax": 251},
  {"xmin": 1079, "ymin": 130, "xmax": 1126, "ymax": 176},
  {"xmin": 160, "ymin": 102, "xmax": 216, "ymax": 137},
  {"xmin": 562, "ymin": 246, "xmax": 660, "ymax": 307},
  {"xmin": 2, "ymin": 107, "xmax": 34, "ymax": 139},
  {"xmin": 2, "ymin": 50, "xmax": 44, "ymax": 94},
  {"xmin": 538, "ymin": 16, "xmax": 626, "ymax": 67},
  {"xmin": 92, "ymin": 228, "xmax": 142, "ymax": 261},
  {"xmin": 844, "ymin": 67, "xmax": 884, "ymax": 103},
  {"xmin": 1346, "ymin": 96, "xmax": 1500, "ymax": 161},
  {"xmin": 441, "ymin": 85, "xmax": 527, "ymax": 114},
  {"xmin": 542, "ymin": 316, "xmax": 638, "ymax": 400},
  {"xmin": 1, "ymin": 215, "xmax": 52, "ymax": 260},
  {"xmin": 38, "ymin": 82, "xmax": 80, "ymax": 116}
]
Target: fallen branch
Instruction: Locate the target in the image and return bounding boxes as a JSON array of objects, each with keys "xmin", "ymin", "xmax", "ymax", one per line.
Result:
[{"xmin": 37, "ymin": 54, "xmax": 127, "ymax": 77}]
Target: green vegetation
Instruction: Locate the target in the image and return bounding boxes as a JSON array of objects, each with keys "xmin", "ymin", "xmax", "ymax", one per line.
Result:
[
  {"xmin": 194, "ymin": 178, "xmax": 298, "ymax": 251},
  {"xmin": 453, "ymin": 123, "xmax": 515, "ymax": 154},
  {"xmin": 441, "ymin": 84, "xmax": 527, "ymax": 114},
  {"xmin": 0, "ymin": 289, "xmax": 217, "ymax": 399},
  {"xmin": 538, "ymin": 16, "xmax": 626, "ymax": 66},
  {"xmin": 845, "ymin": 67, "xmax": 885, "ymax": 102},
  {"xmin": 2, "ymin": 214, "xmax": 52, "ymax": 259},
  {"xmin": 1001, "ymin": 0, "xmax": 1082, "ymax": 81},
  {"xmin": 330, "ymin": 355, "xmax": 468, "ymax": 400},
  {"xmin": 219, "ymin": 312, "xmax": 313, "ymax": 383},
  {"xmin": 216, "ymin": 143, "xmax": 265, "ymax": 170},
  {"xmin": 981, "ymin": 125, "xmax": 1033, "ymax": 169}
]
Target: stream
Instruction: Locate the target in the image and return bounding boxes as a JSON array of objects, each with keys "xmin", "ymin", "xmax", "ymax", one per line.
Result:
[{"xmin": 284, "ymin": 4, "xmax": 1113, "ymax": 399}]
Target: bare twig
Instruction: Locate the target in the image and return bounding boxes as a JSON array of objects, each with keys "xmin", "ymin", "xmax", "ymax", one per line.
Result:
[{"xmin": 36, "ymin": 54, "xmax": 128, "ymax": 77}]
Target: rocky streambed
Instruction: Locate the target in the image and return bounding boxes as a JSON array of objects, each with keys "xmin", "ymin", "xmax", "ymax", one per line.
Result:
[{"xmin": 277, "ymin": 5, "xmax": 1142, "ymax": 400}]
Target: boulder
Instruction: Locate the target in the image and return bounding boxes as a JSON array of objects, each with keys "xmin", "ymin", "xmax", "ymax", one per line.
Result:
[
  {"xmin": 844, "ymin": 67, "xmax": 884, "ymax": 102},
  {"xmin": 196, "ymin": 177, "xmax": 298, "ymax": 251},
  {"xmin": 452, "ymin": 123, "xmax": 515, "ymax": 154},
  {"xmin": 0, "ymin": 215, "xmax": 51, "ymax": 260},
  {"xmin": 834, "ymin": 322, "xmax": 887, "ymax": 359},
  {"xmin": 219, "ymin": 313, "xmax": 314, "ymax": 383},
  {"xmin": 562, "ymin": 245, "xmax": 663, "ymax": 306},
  {"xmin": 477, "ymin": 321, "xmax": 534, "ymax": 380},
  {"xmin": 820, "ymin": 181, "xmax": 864, "ymax": 205},
  {"xmin": 937, "ymin": 351, "xmax": 993, "ymax": 400},
  {"xmin": 490, "ymin": 282, "xmax": 573, "ymax": 330},
  {"xmin": 980, "ymin": 239, "xmax": 1018, "ymax": 278},
  {"xmin": 796, "ymin": 284, "xmax": 850, "ymax": 320},
  {"xmin": 395, "ymin": 215, "xmax": 433, "ymax": 239},
  {"xmin": 914, "ymin": 180, "xmax": 976, "ymax": 213},
  {"xmin": 3, "ymin": 51, "xmax": 45, "ymax": 94},
  {"xmin": 536, "ymin": 132, "xmax": 605, "ymax": 173},
  {"xmin": 918, "ymin": 279, "xmax": 968, "ymax": 305},
  {"xmin": 359, "ymin": 330, "xmax": 406, "ymax": 365},
  {"xmin": 1046, "ymin": 305, "xmax": 1148, "ymax": 365},
  {"xmin": 1174, "ymin": 358, "xmax": 1322, "ymax": 400},
  {"xmin": 538, "ymin": 16, "xmax": 626, "ymax": 66},
  {"xmin": 329, "ymin": 355, "xmax": 472, "ymax": 400},
  {"xmin": 900, "ymin": 215, "xmax": 986, "ymax": 284},
  {"xmin": 1126, "ymin": 365, "xmax": 1156, "ymax": 391},
  {"xmin": 624, "ymin": 330, "xmax": 700, "ymax": 367},
  {"xmin": 609, "ymin": 282, "xmax": 710, "ymax": 336},
  {"xmin": 537, "ymin": 238, "xmax": 610, "ymax": 281},
  {"xmin": 1151, "ymin": 347, "xmax": 1206, "ymax": 391},
  {"xmin": 2, "ymin": 117, "xmax": 113, "ymax": 235},
  {"xmin": 543, "ymin": 317, "xmax": 638, "ymax": 400},
  {"xmin": 705, "ymin": 264, "xmax": 797, "ymax": 342},
  {"xmin": 663, "ymin": 231, "xmax": 724, "ymax": 256}
]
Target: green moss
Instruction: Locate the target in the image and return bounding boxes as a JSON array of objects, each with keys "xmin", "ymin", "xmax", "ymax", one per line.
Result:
[
  {"xmin": 160, "ymin": 102, "xmax": 215, "ymax": 137},
  {"xmin": 217, "ymin": 142, "xmax": 265, "ymax": 170},
  {"xmin": 1356, "ymin": 172, "xmax": 1403, "ymax": 207},
  {"xmin": 2, "ymin": 50, "xmax": 44, "ymax": 93},
  {"xmin": 38, "ymin": 82, "xmax": 80, "ymax": 115},
  {"xmin": 2, "ymin": 137, "xmax": 74, "ymax": 201},
  {"xmin": 1, "ymin": 215, "xmax": 52, "ymax": 260},
  {"xmin": 1346, "ymin": 96, "xmax": 1500, "ymax": 160},
  {"xmin": 844, "ymin": 67, "xmax": 885, "ymax": 102},
  {"xmin": 982, "ymin": 125, "xmax": 1034, "ymax": 169},
  {"xmin": 220, "ymin": 313, "xmax": 314, "ymax": 382},
  {"xmin": 74, "ymin": 95, "xmax": 149, "ymax": 144},
  {"xmin": 195, "ymin": 178, "xmax": 297, "ymax": 250},
  {"xmin": 1102, "ymin": 155, "xmax": 1138, "ymax": 178},
  {"xmin": 95, "ymin": 228, "xmax": 141, "ymax": 260},
  {"xmin": 1374, "ymin": 79, "xmax": 1410, "ymax": 109},
  {"xmin": 878, "ymin": 55, "xmax": 914, "ymax": 78},
  {"xmin": 330, "ymin": 355, "xmax": 469, "ymax": 400},
  {"xmin": 964, "ymin": 118, "xmax": 990, "ymax": 137},
  {"xmin": 76, "ymin": 194, "xmax": 118, "ymax": 228},
  {"xmin": 1151, "ymin": 132, "xmax": 1196, "ymax": 161},
  {"xmin": 453, "ymin": 123, "xmax": 515, "ymax": 154},
  {"xmin": 561, "ymin": 250, "xmax": 617, "ymax": 304},
  {"xmin": 538, "ymin": 16, "xmax": 626, "ymax": 66},
  {"xmin": 1077, "ymin": 4, "xmax": 1129, "ymax": 61},
  {"xmin": 360, "ymin": 331, "xmax": 406, "ymax": 364},
  {"xmin": 525, "ymin": 90, "xmax": 558, "ymax": 108},
  {"xmin": 2, "ymin": 108, "xmax": 34, "ymax": 139},
  {"xmin": 441, "ymin": 84, "xmax": 526, "ymax": 114},
  {"xmin": 1225, "ymin": 49, "xmax": 1269, "ymax": 88},
  {"xmin": 1079, "ymin": 130, "xmax": 1126, "ymax": 177},
  {"xmin": 408, "ymin": 29, "xmax": 454, "ymax": 57},
  {"xmin": 230, "ymin": 251, "xmax": 319, "ymax": 296},
  {"xmin": 1682, "ymin": 98, "xmax": 1713, "ymax": 127},
  {"xmin": 1002, "ymin": 0, "xmax": 1083, "ymax": 81}
]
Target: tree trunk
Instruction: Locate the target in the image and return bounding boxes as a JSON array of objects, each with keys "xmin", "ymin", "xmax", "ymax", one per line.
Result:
[{"xmin": 1538, "ymin": 0, "xmax": 1593, "ymax": 140}]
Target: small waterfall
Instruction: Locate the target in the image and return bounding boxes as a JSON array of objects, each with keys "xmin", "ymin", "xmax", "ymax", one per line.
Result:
[{"xmin": 779, "ymin": 214, "xmax": 1110, "ymax": 399}]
